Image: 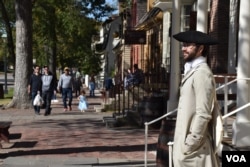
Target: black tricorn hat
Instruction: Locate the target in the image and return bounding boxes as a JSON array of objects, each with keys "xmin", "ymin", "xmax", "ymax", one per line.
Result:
[{"xmin": 173, "ymin": 30, "xmax": 218, "ymax": 45}]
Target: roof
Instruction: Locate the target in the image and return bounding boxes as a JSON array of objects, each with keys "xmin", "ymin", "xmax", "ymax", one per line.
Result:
[{"xmin": 135, "ymin": 7, "xmax": 161, "ymax": 29}]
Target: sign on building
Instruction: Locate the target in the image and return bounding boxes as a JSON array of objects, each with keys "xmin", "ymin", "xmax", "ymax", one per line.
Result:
[{"xmin": 124, "ymin": 30, "xmax": 146, "ymax": 44}]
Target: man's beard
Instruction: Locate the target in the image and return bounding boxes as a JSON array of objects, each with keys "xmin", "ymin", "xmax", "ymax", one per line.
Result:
[{"xmin": 184, "ymin": 51, "xmax": 197, "ymax": 62}]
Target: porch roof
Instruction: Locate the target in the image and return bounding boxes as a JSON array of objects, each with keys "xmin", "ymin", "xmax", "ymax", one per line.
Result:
[{"xmin": 135, "ymin": 7, "xmax": 161, "ymax": 30}]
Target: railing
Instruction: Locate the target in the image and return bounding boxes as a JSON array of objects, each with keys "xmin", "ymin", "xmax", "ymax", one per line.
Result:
[
  {"xmin": 144, "ymin": 109, "xmax": 177, "ymax": 167},
  {"xmin": 215, "ymin": 76, "xmax": 236, "ymax": 137},
  {"xmin": 222, "ymin": 102, "xmax": 250, "ymax": 120},
  {"xmin": 165, "ymin": 102, "xmax": 250, "ymax": 167},
  {"xmin": 143, "ymin": 77, "xmax": 250, "ymax": 167},
  {"xmin": 215, "ymin": 77, "xmax": 250, "ymax": 136}
]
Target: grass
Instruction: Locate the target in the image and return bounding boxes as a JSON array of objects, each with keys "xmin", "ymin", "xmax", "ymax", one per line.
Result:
[{"xmin": 0, "ymin": 87, "xmax": 14, "ymax": 106}]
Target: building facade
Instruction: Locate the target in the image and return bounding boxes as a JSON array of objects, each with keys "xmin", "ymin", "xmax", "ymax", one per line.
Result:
[{"xmin": 93, "ymin": 0, "xmax": 250, "ymax": 148}]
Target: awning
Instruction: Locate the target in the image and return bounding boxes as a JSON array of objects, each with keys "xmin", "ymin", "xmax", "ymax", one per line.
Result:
[{"xmin": 135, "ymin": 7, "xmax": 161, "ymax": 29}]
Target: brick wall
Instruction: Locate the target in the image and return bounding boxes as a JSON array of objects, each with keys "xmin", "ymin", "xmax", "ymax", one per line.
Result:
[{"xmin": 209, "ymin": 0, "xmax": 230, "ymax": 73}]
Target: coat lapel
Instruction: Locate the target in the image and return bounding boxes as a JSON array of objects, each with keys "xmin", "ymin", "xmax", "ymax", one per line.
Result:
[
  {"xmin": 181, "ymin": 68, "xmax": 197, "ymax": 85},
  {"xmin": 181, "ymin": 63, "xmax": 206, "ymax": 86}
]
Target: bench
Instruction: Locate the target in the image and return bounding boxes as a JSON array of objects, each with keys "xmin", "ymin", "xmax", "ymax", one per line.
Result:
[{"xmin": 0, "ymin": 121, "xmax": 12, "ymax": 143}]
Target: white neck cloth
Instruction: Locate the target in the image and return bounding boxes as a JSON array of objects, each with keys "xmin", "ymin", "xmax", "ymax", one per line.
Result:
[{"xmin": 184, "ymin": 56, "xmax": 206, "ymax": 74}]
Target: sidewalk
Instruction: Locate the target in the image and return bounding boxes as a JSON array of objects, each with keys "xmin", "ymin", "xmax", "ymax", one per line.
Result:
[{"xmin": 0, "ymin": 89, "xmax": 159, "ymax": 166}]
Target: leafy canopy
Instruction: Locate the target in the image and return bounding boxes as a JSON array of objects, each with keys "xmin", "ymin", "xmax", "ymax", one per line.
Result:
[{"xmin": 32, "ymin": 0, "xmax": 116, "ymax": 74}]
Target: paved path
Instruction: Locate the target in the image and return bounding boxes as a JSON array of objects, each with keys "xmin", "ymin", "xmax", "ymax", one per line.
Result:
[{"xmin": 0, "ymin": 90, "xmax": 159, "ymax": 166}]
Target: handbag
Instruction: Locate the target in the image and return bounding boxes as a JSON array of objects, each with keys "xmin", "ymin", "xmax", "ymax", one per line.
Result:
[{"xmin": 33, "ymin": 92, "xmax": 44, "ymax": 106}]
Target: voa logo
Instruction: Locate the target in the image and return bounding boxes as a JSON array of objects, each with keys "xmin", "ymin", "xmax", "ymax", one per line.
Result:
[
  {"xmin": 226, "ymin": 155, "xmax": 246, "ymax": 162},
  {"xmin": 222, "ymin": 151, "xmax": 250, "ymax": 167}
]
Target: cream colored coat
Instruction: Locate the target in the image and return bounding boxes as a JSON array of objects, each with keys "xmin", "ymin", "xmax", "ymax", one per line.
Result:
[{"xmin": 173, "ymin": 63, "xmax": 220, "ymax": 167}]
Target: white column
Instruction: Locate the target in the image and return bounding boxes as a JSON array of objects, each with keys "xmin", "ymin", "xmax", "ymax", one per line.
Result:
[
  {"xmin": 227, "ymin": 0, "xmax": 238, "ymax": 73},
  {"xmin": 233, "ymin": 0, "xmax": 250, "ymax": 147},
  {"xmin": 196, "ymin": 0, "xmax": 208, "ymax": 32},
  {"xmin": 162, "ymin": 12, "xmax": 171, "ymax": 70},
  {"xmin": 167, "ymin": 0, "xmax": 181, "ymax": 112}
]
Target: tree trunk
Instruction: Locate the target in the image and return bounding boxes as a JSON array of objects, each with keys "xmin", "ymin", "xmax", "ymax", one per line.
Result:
[
  {"xmin": 7, "ymin": 0, "xmax": 32, "ymax": 109},
  {"xmin": 48, "ymin": 6, "xmax": 57, "ymax": 77}
]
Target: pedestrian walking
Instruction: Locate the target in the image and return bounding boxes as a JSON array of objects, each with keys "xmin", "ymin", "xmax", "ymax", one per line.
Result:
[
  {"xmin": 41, "ymin": 66, "xmax": 57, "ymax": 116},
  {"xmin": 78, "ymin": 89, "xmax": 88, "ymax": 112},
  {"xmin": 124, "ymin": 64, "xmax": 144, "ymax": 88},
  {"xmin": 132, "ymin": 64, "xmax": 144, "ymax": 86},
  {"xmin": 124, "ymin": 68, "xmax": 133, "ymax": 89},
  {"xmin": 28, "ymin": 65, "xmax": 42, "ymax": 115},
  {"xmin": 57, "ymin": 67, "xmax": 74, "ymax": 111},
  {"xmin": 172, "ymin": 30, "xmax": 221, "ymax": 167},
  {"xmin": 89, "ymin": 75, "xmax": 95, "ymax": 97},
  {"xmin": 74, "ymin": 68, "xmax": 82, "ymax": 97}
]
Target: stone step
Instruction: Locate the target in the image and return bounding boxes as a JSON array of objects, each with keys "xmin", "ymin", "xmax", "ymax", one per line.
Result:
[
  {"xmin": 103, "ymin": 116, "xmax": 117, "ymax": 128},
  {"xmin": 93, "ymin": 105, "xmax": 104, "ymax": 112}
]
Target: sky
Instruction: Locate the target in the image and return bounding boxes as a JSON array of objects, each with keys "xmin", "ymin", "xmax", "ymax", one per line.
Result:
[
  {"xmin": 106, "ymin": 0, "xmax": 119, "ymax": 11},
  {"xmin": 106, "ymin": 0, "xmax": 118, "ymax": 5},
  {"xmin": 103, "ymin": 0, "xmax": 119, "ymax": 20}
]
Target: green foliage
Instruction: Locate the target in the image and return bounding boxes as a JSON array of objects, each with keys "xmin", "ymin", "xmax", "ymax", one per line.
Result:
[
  {"xmin": 31, "ymin": 0, "xmax": 114, "ymax": 74},
  {"xmin": 82, "ymin": 53, "xmax": 102, "ymax": 75},
  {"xmin": 119, "ymin": 0, "xmax": 131, "ymax": 9},
  {"xmin": 75, "ymin": 0, "xmax": 117, "ymax": 21},
  {"xmin": 0, "ymin": 0, "xmax": 15, "ymax": 26},
  {"xmin": 0, "ymin": 87, "xmax": 13, "ymax": 105},
  {"xmin": 1, "ymin": 0, "xmax": 115, "ymax": 78},
  {"xmin": 0, "ymin": 0, "xmax": 16, "ymax": 66}
]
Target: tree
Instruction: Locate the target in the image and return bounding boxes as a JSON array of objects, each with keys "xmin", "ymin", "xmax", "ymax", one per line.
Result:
[
  {"xmin": 32, "ymin": 0, "xmax": 110, "ymax": 73},
  {"xmin": 0, "ymin": 0, "xmax": 16, "ymax": 70},
  {"xmin": 75, "ymin": 0, "xmax": 117, "ymax": 21},
  {"xmin": 7, "ymin": 0, "xmax": 32, "ymax": 109},
  {"xmin": 2, "ymin": 0, "xmax": 115, "ymax": 108},
  {"xmin": 32, "ymin": 0, "xmax": 59, "ymax": 75}
]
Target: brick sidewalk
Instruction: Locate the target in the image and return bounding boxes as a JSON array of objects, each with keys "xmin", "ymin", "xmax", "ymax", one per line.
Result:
[{"xmin": 0, "ymin": 91, "xmax": 159, "ymax": 163}]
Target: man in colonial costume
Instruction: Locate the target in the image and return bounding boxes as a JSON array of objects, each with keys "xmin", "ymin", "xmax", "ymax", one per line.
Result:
[{"xmin": 172, "ymin": 31, "xmax": 221, "ymax": 167}]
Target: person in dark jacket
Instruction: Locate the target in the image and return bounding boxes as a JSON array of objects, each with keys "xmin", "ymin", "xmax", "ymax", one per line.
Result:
[
  {"xmin": 41, "ymin": 66, "xmax": 57, "ymax": 116},
  {"xmin": 124, "ymin": 68, "xmax": 133, "ymax": 89},
  {"xmin": 132, "ymin": 64, "xmax": 144, "ymax": 86},
  {"xmin": 89, "ymin": 75, "xmax": 95, "ymax": 97},
  {"xmin": 105, "ymin": 77, "xmax": 114, "ymax": 91},
  {"xmin": 28, "ymin": 65, "xmax": 42, "ymax": 115},
  {"xmin": 125, "ymin": 64, "xmax": 144, "ymax": 87}
]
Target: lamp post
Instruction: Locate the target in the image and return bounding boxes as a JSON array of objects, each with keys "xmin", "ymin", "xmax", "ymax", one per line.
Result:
[{"xmin": 1, "ymin": 34, "xmax": 8, "ymax": 94}]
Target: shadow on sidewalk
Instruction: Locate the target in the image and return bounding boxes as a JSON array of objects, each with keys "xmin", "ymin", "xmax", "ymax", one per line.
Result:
[{"xmin": 0, "ymin": 143, "xmax": 156, "ymax": 158}]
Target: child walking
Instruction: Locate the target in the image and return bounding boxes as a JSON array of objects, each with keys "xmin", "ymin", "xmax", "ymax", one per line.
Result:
[{"xmin": 78, "ymin": 90, "xmax": 88, "ymax": 112}]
